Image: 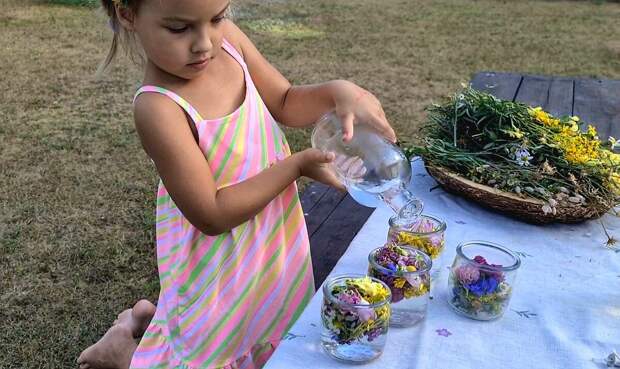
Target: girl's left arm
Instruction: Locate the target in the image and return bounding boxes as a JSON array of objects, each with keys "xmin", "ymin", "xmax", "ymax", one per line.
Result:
[{"xmin": 224, "ymin": 21, "xmax": 396, "ymax": 142}]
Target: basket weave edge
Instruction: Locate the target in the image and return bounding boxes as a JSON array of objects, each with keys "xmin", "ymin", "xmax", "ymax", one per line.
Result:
[{"xmin": 425, "ymin": 164, "xmax": 606, "ymax": 224}]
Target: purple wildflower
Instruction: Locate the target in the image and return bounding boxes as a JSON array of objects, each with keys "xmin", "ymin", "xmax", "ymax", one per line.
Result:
[
  {"xmin": 391, "ymin": 286, "xmax": 404, "ymax": 303},
  {"xmin": 337, "ymin": 290, "xmax": 362, "ymax": 305},
  {"xmin": 474, "ymin": 255, "xmax": 488, "ymax": 265},
  {"xmin": 456, "ymin": 265, "xmax": 480, "ymax": 285},
  {"xmin": 466, "ymin": 276, "xmax": 499, "ymax": 297},
  {"xmin": 356, "ymin": 307, "xmax": 376, "ymax": 322}
]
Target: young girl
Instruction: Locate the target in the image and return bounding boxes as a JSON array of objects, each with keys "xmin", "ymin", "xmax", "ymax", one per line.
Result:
[{"xmin": 78, "ymin": 0, "xmax": 396, "ymax": 368}]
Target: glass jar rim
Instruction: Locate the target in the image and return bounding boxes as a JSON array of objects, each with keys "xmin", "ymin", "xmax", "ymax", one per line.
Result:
[
  {"xmin": 368, "ymin": 245, "xmax": 433, "ymax": 275},
  {"xmin": 388, "ymin": 213, "xmax": 447, "ymax": 235},
  {"xmin": 456, "ymin": 240, "xmax": 521, "ymax": 271},
  {"xmin": 322, "ymin": 274, "xmax": 392, "ymax": 308}
]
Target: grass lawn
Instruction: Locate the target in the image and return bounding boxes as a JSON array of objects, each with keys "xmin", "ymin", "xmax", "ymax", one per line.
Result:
[{"xmin": 1, "ymin": 0, "xmax": 619, "ymax": 367}]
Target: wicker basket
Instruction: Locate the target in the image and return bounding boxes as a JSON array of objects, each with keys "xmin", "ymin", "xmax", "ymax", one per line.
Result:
[{"xmin": 425, "ymin": 165, "xmax": 610, "ymax": 224}]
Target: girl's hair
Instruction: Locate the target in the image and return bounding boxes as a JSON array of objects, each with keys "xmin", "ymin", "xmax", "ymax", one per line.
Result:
[
  {"xmin": 97, "ymin": 0, "xmax": 235, "ymax": 75},
  {"xmin": 98, "ymin": 0, "xmax": 144, "ymax": 75}
]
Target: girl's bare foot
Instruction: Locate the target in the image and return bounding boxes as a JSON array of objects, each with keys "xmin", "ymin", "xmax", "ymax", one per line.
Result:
[
  {"xmin": 77, "ymin": 324, "xmax": 136, "ymax": 369},
  {"xmin": 112, "ymin": 300, "xmax": 156, "ymax": 338}
]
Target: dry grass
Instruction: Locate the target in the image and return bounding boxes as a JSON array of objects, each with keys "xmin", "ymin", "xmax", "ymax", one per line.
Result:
[{"xmin": 1, "ymin": 0, "xmax": 619, "ymax": 367}]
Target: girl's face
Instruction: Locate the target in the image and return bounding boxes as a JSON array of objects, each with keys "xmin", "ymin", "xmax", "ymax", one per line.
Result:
[{"xmin": 131, "ymin": 0, "xmax": 230, "ymax": 80}]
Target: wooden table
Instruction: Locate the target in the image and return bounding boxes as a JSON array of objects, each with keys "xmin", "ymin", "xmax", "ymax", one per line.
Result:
[{"xmin": 302, "ymin": 71, "xmax": 620, "ymax": 288}]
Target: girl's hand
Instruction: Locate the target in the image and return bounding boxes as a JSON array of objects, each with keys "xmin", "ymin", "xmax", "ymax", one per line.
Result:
[
  {"xmin": 330, "ymin": 80, "xmax": 397, "ymax": 143},
  {"xmin": 296, "ymin": 149, "xmax": 346, "ymax": 191}
]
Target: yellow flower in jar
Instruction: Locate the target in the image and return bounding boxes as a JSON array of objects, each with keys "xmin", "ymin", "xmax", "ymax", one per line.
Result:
[
  {"xmin": 404, "ymin": 282, "xmax": 428, "ymax": 299},
  {"xmin": 348, "ymin": 277, "xmax": 390, "ymax": 303},
  {"xmin": 396, "ymin": 232, "xmax": 442, "ymax": 259},
  {"xmin": 394, "ymin": 278, "xmax": 407, "ymax": 288},
  {"xmin": 376, "ymin": 305, "xmax": 391, "ymax": 321}
]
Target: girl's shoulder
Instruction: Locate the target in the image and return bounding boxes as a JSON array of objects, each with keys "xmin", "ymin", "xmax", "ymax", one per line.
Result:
[
  {"xmin": 133, "ymin": 91, "xmax": 192, "ymax": 143},
  {"xmin": 221, "ymin": 20, "xmax": 247, "ymax": 60}
]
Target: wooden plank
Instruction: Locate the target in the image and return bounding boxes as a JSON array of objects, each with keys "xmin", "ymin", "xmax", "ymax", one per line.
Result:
[
  {"xmin": 514, "ymin": 75, "xmax": 551, "ymax": 108},
  {"xmin": 303, "ymin": 185, "xmax": 347, "ymax": 237},
  {"xmin": 299, "ymin": 181, "xmax": 329, "ymax": 215},
  {"xmin": 470, "ymin": 71, "xmax": 523, "ymax": 101},
  {"xmin": 514, "ymin": 75, "xmax": 574, "ymax": 118},
  {"xmin": 309, "ymin": 195, "xmax": 375, "ymax": 287},
  {"xmin": 573, "ymin": 79, "xmax": 620, "ymax": 140},
  {"xmin": 545, "ymin": 77, "xmax": 574, "ymax": 118}
]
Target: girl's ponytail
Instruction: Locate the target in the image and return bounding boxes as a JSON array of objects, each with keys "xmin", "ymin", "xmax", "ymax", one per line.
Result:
[
  {"xmin": 97, "ymin": 0, "xmax": 142, "ymax": 76},
  {"xmin": 98, "ymin": 0, "xmax": 120, "ymax": 74}
]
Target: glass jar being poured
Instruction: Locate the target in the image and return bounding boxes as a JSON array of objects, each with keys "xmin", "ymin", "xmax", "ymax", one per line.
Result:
[{"xmin": 311, "ymin": 111, "xmax": 423, "ymax": 222}]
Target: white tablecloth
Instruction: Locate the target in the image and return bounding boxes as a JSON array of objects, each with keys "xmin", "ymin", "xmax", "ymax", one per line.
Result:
[{"xmin": 264, "ymin": 159, "xmax": 620, "ymax": 369}]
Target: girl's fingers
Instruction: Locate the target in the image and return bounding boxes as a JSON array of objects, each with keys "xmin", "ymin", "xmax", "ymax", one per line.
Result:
[
  {"xmin": 340, "ymin": 112, "xmax": 355, "ymax": 142},
  {"xmin": 372, "ymin": 113, "xmax": 396, "ymax": 143},
  {"xmin": 324, "ymin": 170, "xmax": 346, "ymax": 191}
]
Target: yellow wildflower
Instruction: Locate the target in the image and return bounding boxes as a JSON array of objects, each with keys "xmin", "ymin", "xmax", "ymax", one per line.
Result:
[
  {"xmin": 396, "ymin": 232, "xmax": 443, "ymax": 259},
  {"xmin": 405, "ymin": 265, "xmax": 417, "ymax": 272},
  {"xmin": 587, "ymin": 125, "xmax": 598, "ymax": 138},
  {"xmin": 507, "ymin": 128, "xmax": 525, "ymax": 139},
  {"xmin": 529, "ymin": 107, "xmax": 561, "ymax": 129},
  {"xmin": 348, "ymin": 277, "xmax": 390, "ymax": 303},
  {"xmin": 610, "ymin": 172, "xmax": 620, "ymax": 195},
  {"xmin": 404, "ymin": 282, "xmax": 429, "ymax": 299},
  {"xmin": 554, "ymin": 126, "xmax": 600, "ymax": 164},
  {"xmin": 601, "ymin": 150, "xmax": 620, "ymax": 165},
  {"xmin": 394, "ymin": 278, "xmax": 407, "ymax": 288}
]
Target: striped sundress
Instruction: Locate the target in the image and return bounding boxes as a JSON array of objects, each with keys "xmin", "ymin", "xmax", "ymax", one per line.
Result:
[{"xmin": 130, "ymin": 39, "xmax": 315, "ymax": 369}]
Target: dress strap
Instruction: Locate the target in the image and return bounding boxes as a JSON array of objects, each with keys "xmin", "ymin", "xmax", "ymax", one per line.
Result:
[
  {"xmin": 133, "ymin": 85, "xmax": 204, "ymax": 123},
  {"xmin": 221, "ymin": 38, "xmax": 247, "ymax": 69}
]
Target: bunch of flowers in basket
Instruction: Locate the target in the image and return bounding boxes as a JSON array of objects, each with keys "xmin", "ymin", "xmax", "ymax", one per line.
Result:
[
  {"xmin": 321, "ymin": 277, "xmax": 391, "ymax": 345},
  {"xmin": 449, "ymin": 255, "xmax": 511, "ymax": 318},
  {"xmin": 368, "ymin": 244, "xmax": 431, "ymax": 303},
  {"xmin": 403, "ymin": 86, "xmax": 620, "ymax": 217}
]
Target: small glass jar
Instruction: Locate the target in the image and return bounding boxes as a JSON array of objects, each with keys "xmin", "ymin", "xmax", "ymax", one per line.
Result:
[
  {"xmin": 387, "ymin": 214, "xmax": 446, "ymax": 276},
  {"xmin": 447, "ymin": 241, "xmax": 521, "ymax": 320},
  {"xmin": 368, "ymin": 245, "xmax": 432, "ymax": 327},
  {"xmin": 321, "ymin": 274, "xmax": 391, "ymax": 363}
]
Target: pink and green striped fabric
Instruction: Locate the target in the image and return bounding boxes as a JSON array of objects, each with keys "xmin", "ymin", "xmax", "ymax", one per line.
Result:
[{"xmin": 130, "ymin": 39, "xmax": 314, "ymax": 369}]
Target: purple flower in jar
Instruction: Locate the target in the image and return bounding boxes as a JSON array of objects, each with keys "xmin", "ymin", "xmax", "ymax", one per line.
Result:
[
  {"xmin": 337, "ymin": 290, "xmax": 361, "ymax": 305},
  {"xmin": 472, "ymin": 255, "xmax": 504, "ymax": 280},
  {"xmin": 391, "ymin": 286, "xmax": 404, "ymax": 303},
  {"xmin": 356, "ymin": 306, "xmax": 376, "ymax": 322},
  {"xmin": 466, "ymin": 276, "xmax": 499, "ymax": 297},
  {"xmin": 429, "ymin": 234, "xmax": 443, "ymax": 246},
  {"xmin": 456, "ymin": 265, "xmax": 480, "ymax": 285},
  {"xmin": 386, "ymin": 262, "xmax": 397, "ymax": 272},
  {"xmin": 474, "ymin": 255, "xmax": 488, "ymax": 265},
  {"xmin": 366, "ymin": 327, "xmax": 384, "ymax": 342}
]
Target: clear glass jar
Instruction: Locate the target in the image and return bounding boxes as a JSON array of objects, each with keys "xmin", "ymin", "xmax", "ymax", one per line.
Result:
[
  {"xmin": 310, "ymin": 111, "xmax": 424, "ymax": 218},
  {"xmin": 447, "ymin": 241, "xmax": 521, "ymax": 320},
  {"xmin": 387, "ymin": 214, "xmax": 446, "ymax": 276},
  {"xmin": 368, "ymin": 245, "xmax": 432, "ymax": 327},
  {"xmin": 321, "ymin": 274, "xmax": 391, "ymax": 363}
]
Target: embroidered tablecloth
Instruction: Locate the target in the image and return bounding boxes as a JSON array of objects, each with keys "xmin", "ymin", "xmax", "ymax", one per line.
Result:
[{"xmin": 264, "ymin": 159, "xmax": 620, "ymax": 369}]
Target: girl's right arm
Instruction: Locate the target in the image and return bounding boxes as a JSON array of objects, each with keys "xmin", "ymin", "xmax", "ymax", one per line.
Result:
[{"xmin": 134, "ymin": 93, "xmax": 343, "ymax": 236}]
